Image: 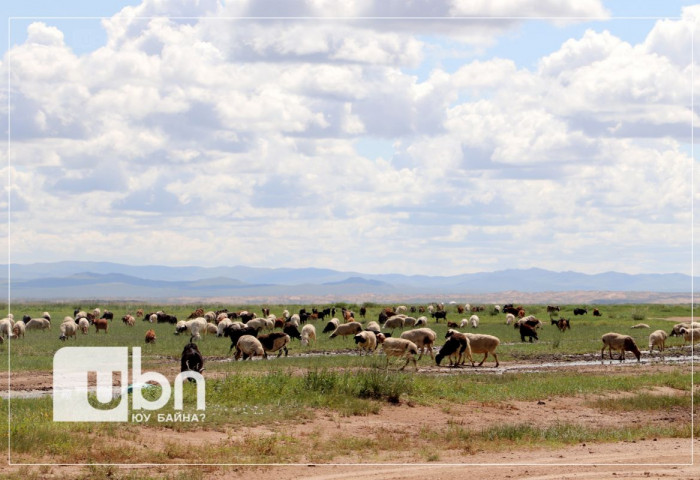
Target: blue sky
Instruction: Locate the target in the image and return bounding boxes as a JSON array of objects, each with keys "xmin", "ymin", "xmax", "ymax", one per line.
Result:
[{"xmin": 1, "ymin": 1, "xmax": 698, "ymax": 276}]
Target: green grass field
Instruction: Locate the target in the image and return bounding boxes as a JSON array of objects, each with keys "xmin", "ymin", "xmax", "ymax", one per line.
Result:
[{"xmin": 0, "ymin": 301, "xmax": 696, "ymax": 467}]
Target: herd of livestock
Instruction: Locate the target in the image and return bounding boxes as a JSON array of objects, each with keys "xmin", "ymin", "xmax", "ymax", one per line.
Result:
[{"xmin": 1, "ymin": 303, "xmax": 698, "ymax": 376}]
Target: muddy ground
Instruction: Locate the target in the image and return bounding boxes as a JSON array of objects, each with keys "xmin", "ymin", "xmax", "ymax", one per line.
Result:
[{"xmin": 3, "ymin": 351, "xmax": 698, "ymax": 479}]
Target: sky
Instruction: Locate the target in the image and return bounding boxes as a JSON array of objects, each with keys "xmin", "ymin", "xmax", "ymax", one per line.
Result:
[{"xmin": 1, "ymin": 0, "xmax": 698, "ymax": 277}]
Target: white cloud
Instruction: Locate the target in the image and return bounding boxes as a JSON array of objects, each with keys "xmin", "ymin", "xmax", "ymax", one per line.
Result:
[{"xmin": 2, "ymin": 2, "xmax": 694, "ymax": 276}]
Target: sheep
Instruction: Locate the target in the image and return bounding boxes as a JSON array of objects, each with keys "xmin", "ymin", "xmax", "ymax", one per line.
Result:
[
  {"xmin": 415, "ymin": 316, "xmax": 428, "ymax": 326},
  {"xmin": 556, "ymin": 318, "xmax": 571, "ymax": 332},
  {"xmin": 148, "ymin": 313, "xmax": 157, "ymax": 323},
  {"xmin": 469, "ymin": 315, "xmax": 479, "ymax": 328},
  {"xmin": 459, "ymin": 318, "xmax": 470, "ymax": 328},
  {"xmin": 234, "ymin": 335, "xmax": 266, "ymax": 360},
  {"xmin": 92, "ymin": 308, "xmax": 101, "ymax": 318},
  {"xmin": 175, "ymin": 317, "xmax": 209, "ymax": 341},
  {"xmin": 25, "ymin": 318, "xmax": 51, "ymax": 331},
  {"xmin": 145, "ymin": 329, "xmax": 157, "ymax": 344},
  {"xmin": 217, "ymin": 318, "xmax": 233, "ymax": 337},
  {"xmin": 122, "ymin": 315, "xmax": 135, "ymax": 326},
  {"xmin": 354, "ymin": 330, "xmax": 377, "ymax": 354},
  {"xmin": 257, "ymin": 332, "xmax": 291, "ymax": 357},
  {"xmin": 59, "ymin": 320, "xmax": 77, "ymax": 341},
  {"xmin": 283, "ymin": 322, "xmax": 302, "ymax": 341},
  {"xmin": 0, "ymin": 318, "xmax": 13, "ymax": 339},
  {"xmin": 205, "ymin": 323, "xmax": 218, "ymax": 335},
  {"xmin": 670, "ymin": 322, "xmax": 700, "ymax": 337},
  {"xmin": 403, "ymin": 316, "xmax": 417, "ymax": 328},
  {"xmin": 288, "ymin": 314, "xmax": 301, "ymax": 328},
  {"xmin": 382, "ymin": 315, "xmax": 405, "ymax": 331},
  {"xmin": 12, "ymin": 320, "xmax": 25, "ymax": 339},
  {"xmin": 181, "ymin": 343, "xmax": 204, "ymax": 378},
  {"xmin": 322, "ymin": 318, "xmax": 340, "ymax": 333},
  {"xmin": 365, "ymin": 321, "xmax": 381, "ymax": 334},
  {"xmin": 515, "ymin": 315, "xmax": 542, "ymax": 330},
  {"xmin": 442, "ymin": 330, "xmax": 475, "ymax": 366},
  {"xmin": 301, "ymin": 324, "xmax": 316, "ymax": 346},
  {"xmin": 435, "ymin": 335, "xmax": 470, "ymax": 367},
  {"xmin": 224, "ymin": 325, "xmax": 259, "ymax": 354},
  {"xmin": 93, "ymin": 318, "xmax": 109, "ymax": 334},
  {"xmin": 520, "ymin": 324, "xmax": 538, "ymax": 343},
  {"xmin": 101, "ymin": 310, "xmax": 114, "ymax": 321},
  {"xmin": 505, "ymin": 313, "xmax": 515, "ymax": 326},
  {"xmin": 42, "ymin": 312, "xmax": 51, "ymax": 322},
  {"xmin": 204, "ymin": 311, "xmax": 216, "ymax": 322},
  {"xmin": 246, "ymin": 317, "xmax": 270, "ymax": 333},
  {"xmin": 216, "ymin": 312, "xmax": 229, "ymax": 324},
  {"xmin": 377, "ymin": 336, "xmax": 419, "ymax": 371},
  {"xmin": 679, "ymin": 327, "xmax": 700, "ymax": 346},
  {"xmin": 631, "ymin": 323, "xmax": 650, "ymax": 329},
  {"xmin": 396, "ymin": 305, "xmax": 408, "ymax": 314},
  {"xmin": 457, "ymin": 331, "xmax": 500, "ymax": 367},
  {"xmin": 648, "ymin": 330, "xmax": 668, "ymax": 355},
  {"xmin": 399, "ymin": 328, "xmax": 437, "ymax": 360},
  {"xmin": 78, "ymin": 317, "xmax": 90, "ymax": 334},
  {"xmin": 75, "ymin": 311, "xmax": 88, "ymax": 320},
  {"xmin": 329, "ymin": 322, "xmax": 362, "ymax": 339},
  {"xmin": 601, "ymin": 332, "xmax": 641, "ymax": 362}
]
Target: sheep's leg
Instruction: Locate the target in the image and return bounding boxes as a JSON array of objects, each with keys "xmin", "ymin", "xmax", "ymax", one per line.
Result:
[
  {"xmin": 478, "ymin": 353, "xmax": 488, "ymax": 367},
  {"xmin": 492, "ymin": 352, "xmax": 499, "ymax": 368}
]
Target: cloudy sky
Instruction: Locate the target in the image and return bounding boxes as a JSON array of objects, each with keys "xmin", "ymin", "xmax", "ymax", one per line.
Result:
[{"xmin": 1, "ymin": 1, "xmax": 698, "ymax": 276}]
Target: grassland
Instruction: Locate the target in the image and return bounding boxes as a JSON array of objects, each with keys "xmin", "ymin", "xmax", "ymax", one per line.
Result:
[{"xmin": 0, "ymin": 301, "xmax": 696, "ymax": 469}]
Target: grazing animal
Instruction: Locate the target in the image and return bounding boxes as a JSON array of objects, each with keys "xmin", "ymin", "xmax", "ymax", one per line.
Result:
[
  {"xmin": 631, "ymin": 323, "xmax": 650, "ymax": 329},
  {"xmin": 93, "ymin": 318, "xmax": 109, "ymax": 334},
  {"xmin": 12, "ymin": 321, "xmax": 25, "ymax": 339},
  {"xmin": 679, "ymin": 327, "xmax": 700, "ymax": 346},
  {"xmin": 431, "ymin": 311, "xmax": 447, "ymax": 323},
  {"xmin": 25, "ymin": 318, "xmax": 51, "ymax": 330},
  {"xmin": 556, "ymin": 318, "xmax": 570, "ymax": 332},
  {"xmin": 546, "ymin": 305, "xmax": 560, "ymax": 313},
  {"xmin": 122, "ymin": 315, "xmax": 135, "ymax": 326},
  {"xmin": 180, "ymin": 343, "xmax": 204, "ymax": 378},
  {"xmin": 519, "ymin": 324, "xmax": 538, "ymax": 342},
  {"xmin": 354, "ymin": 331, "xmax": 377, "ymax": 354},
  {"xmin": 234, "ymin": 335, "xmax": 266, "ymax": 360},
  {"xmin": 447, "ymin": 330, "xmax": 500, "ymax": 367},
  {"xmin": 329, "ymin": 322, "xmax": 362, "ymax": 339},
  {"xmin": 573, "ymin": 308, "xmax": 588, "ymax": 316},
  {"xmin": 435, "ymin": 335, "xmax": 470, "ymax": 367},
  {"xmin": 593, "ymin": 309, "xmax": 601, "ymax": 317},
  {"xmin": 322, "ymin": 318, "xmax": 340, "ymax": 333},
  {"xmin": 257, "ymin": 332, "xmax": 291, "ymax": 357},
  {"xmin": 145, "ymin": 329, "xmax": 157, "ymax": 344},
  {"xmin": 78, "ymin": 317, "xmax": 90, "ymax": 334},
  {"xmin": 359, "ymin": 307, "xmax": 367, "ymax": 318},
  {"xmin": 300, "ymin": 324, "xmax": 316, "ymax": 346},
  {"xmin": 601, "ymin": 332, "xmax": 641, "ymax": 362},
  {"xmin": 223, "ymin": 325, "xmax": 259, "ymax": 354},
  {"xmin": 376, "ymin": 335, "xmax": 419, "ymax": 371},
  {"xmin": 59, "ymin": 320, "xmax": 77, "ymax": 341},
  {"xmin": 101, "ymin": 310, "xmax": 114, "ymax": 321},
  {"xmin": 648, "ymin": 330, "xmax": 667, "ymax": 355},
  {"xmin": 399, "ymin": 328, "xmax": 437, "ymax": 360},
  {"xmin": 283, "ymin": 322, "xmax": 302, "ymax": 340}
]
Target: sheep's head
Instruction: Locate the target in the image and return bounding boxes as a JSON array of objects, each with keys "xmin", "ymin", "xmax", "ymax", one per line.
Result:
[
  {"xmin": 623, "ymin": 337, "xmax": 641, "ymax": 361},
  {"xmin": 375, "ymin": 332, "xmax": 386, "ymax": 344}
]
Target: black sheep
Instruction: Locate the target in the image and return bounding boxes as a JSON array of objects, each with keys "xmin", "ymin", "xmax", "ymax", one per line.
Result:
[
  {"xmin": 283, "ymin": 322, "xmax": 301, "ymax": 340},
  {"xmin": 224, "ymin": 325, "xmax": 258, "ymax": 354},
  {"xmin": 435, "ymin": 335, "xmax": 467, "ymax": 366},
  {"xmin": 180, "ymin": 342, "xmax": 204, "ymax": 381},
  {"xmin": 520, "ymin": 324, "xmax": 538, "ymax": 343}
]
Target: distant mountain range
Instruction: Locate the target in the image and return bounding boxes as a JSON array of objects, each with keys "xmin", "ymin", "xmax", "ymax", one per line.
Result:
[{"xmin": 0, "ymin": 261, "xmax": 696, "ymax": 304}]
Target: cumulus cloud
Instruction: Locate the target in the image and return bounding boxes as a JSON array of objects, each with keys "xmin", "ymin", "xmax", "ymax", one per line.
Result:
[{"xmin": 2, "ymin": 1, "xmax": 694, "ymax": 276}]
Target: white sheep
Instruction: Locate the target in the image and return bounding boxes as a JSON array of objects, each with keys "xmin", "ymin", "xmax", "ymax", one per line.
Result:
[
  {"xmin": 329, "ymin": 322, "xmax": 363, "ymax": 339},
  {"xmin": 92, "ymin": 308, "xmax": 101, "ymax": 318},
  {"xmin": 383, "ymin": 315, "xmax": 405, "ymax": 331},
  {"xmin": 670, "ymin": 322, "xmax": 700, "ymax": 337},
  {"xmin": 403, "ymin": 317, "xmax": 417, "ymax": 328},
  {"xmin": 377, "ymin": 336, "xmax": 419, "ymax": 371},
  {"xmin": 42, "ymin": 311, "xmax": 51, "ymax": 321},
  {"xmin": 216, "ymin": 312, "xmax": 229, "ymax": 323},
  {"xmin": 148, "ymin": 313, "xmax": 157, "ymax": 323},
  {"xmin": 679, "ymin": 327, "xmax": 700, "ymax": 346},
  {"xmin": 25, "ymin": 318, "xmax": 51, "ymax": 330},
  {"xmin": 59, "ymin": 320, "xmax": 77, "ymax": 341},
  {"xmin": 631, "ymin": 323, "xmax": 650, "ymax": 329},
  {"xmin": 648, "ymin": 330, "xmax": 668, "ymax": 355},
  {"xmin": 505, "ymin": 313, "xmax": 515, "ymax": 326},
  {"xmin": 0, "ymin": 318, "xmax": 14, "ymax": 339},
  {"xmin": 415, "ymin": 316, "xmax": 428, "ymax": 326},
  {"xmin": 175, "ymin": 317, "xmax": 208, "ymax": 341},
  {"xmin": 206, "ymin": 323, "xmax": 218, "ymax": 335},
  {"xmin": 301, "ymin": 324, "xmax": 316, "ymax": 346},
  {"xmin": 75, "ymin": 311, "xmax": 88, "ymax": 320},
  {"xmin": 601, "ymin": 332, "xmax": 641, "ymax": 362},
  {"xmin": 400, "ymin": 328, "xmax": 437, "ymax": 360},
  {"xmin": 288, "ymin": 314, "xmax": 301, "ymax": 327},
  {"xmin": 245, "ymin": 317, "xmax": 269, "ymax": 333},
  {"xmin": 217, "ymin": 318, "xmax": 234, "ymax": 337},
  {"xmin": 354, "ymin": 330, "xmax": 377, "ymax": 354},
  {"xmin": 365, "ymin": 321, "xmax": 381, "ymax": 333},
  {"xmin": 12, "ymin": 320, "xmax": 25, "ymax": 339},
  {"xmin": 459, "ymin": 318, "xmax": 470, "ymax": 328},
  {"xmin": 469, "ymin": 315, "xmax": 479, "ymax": 328},
  {"xmin": 78, "ymin": 317, "xmax": 90, "ymax": 334},
  {"xmin": 234, "ymin": 335, "xmax": 266, "ymax": 360},
  {"xmin": 396, "ymin": 305, "xmax": 408, "ymax": 314},
  {"xmin": 462, "ymin": 331, "xmax": 500, "ymax": 367},
  {"xmin": 204, "ymin": 311, "xmax": 216, "ymax": 322}
]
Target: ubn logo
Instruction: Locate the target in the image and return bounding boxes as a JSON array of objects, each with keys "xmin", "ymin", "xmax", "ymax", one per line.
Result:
[{"xmin": 53, "ymin": 347, "xmax": 205, "ymax": 422}]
